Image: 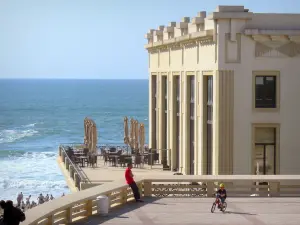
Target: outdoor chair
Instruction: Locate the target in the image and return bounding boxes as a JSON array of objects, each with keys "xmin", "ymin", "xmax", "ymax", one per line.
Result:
[
  {"xmin": 116, "ymin": 149, "xmax": 123, "ymax": 155},
  {"xmin": 134, "ymin": 155, "xmax": 142, "ymax": 168},
  {"xmin": 88, "ymin": 154, "xmax": 97, "ymax": 168},
  {"xmin": 103, "ymin": 153, "xmax": 109, "ymax": 165},
  {"xmin": 72, "ymin": 156, "xmax": 81, "ymax": 165},
  {"xmin": 100, "ymin": 148, "xmax": 106, "ymax": 159},
  {"xmin": 117, "ymin": 155, "xmax": 126, "ymax": 167},
  {"xmin": 83, "ymin": 148, "xmax": 89, "ymax": 156}
]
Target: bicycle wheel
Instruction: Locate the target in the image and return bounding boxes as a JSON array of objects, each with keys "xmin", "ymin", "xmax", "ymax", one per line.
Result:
[
  {"xmin": 221, "ymin": 202, "xmax": 227, "ymax": 212},
  {"xmin": 211, "ymin": 202, "xmax": 216, "ymax": 213}
]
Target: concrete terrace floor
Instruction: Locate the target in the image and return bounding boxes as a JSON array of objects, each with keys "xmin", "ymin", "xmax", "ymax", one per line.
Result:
[
  {"xmin": 81, "ymin": 157, "xmax": 174, "ymax": 183},
  {"xmin": 73, "ymin": 197, "xmax": 300, "ymax": 225}
]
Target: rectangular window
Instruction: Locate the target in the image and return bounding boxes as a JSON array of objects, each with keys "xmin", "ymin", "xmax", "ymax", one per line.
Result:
[
  {"xmin": 255, "ymin": 76, "xmax": 276, "ymax": 108},
  {"xmin": 151, "ymin": 76, "xmax": 157, "ymax": 149}
]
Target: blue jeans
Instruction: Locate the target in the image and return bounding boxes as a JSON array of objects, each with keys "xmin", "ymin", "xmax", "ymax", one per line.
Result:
[
  {"xmin": 220, "ymin": 197, "xmax": 225, "ymax": 204},
  {"xmin": 217, "ymin": 195, "xmax": 226, "ymax": 204}
]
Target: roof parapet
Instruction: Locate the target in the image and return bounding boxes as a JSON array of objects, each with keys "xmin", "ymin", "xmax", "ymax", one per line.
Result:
[
  {"xmin": 192, "ymin": 11, "xmax": 206, "ymax": 25},
  {"xmin": 144, "ymin": 5, "xmax": 254, "ymax": 48},
  {"xmin": 215, "ymin": 5, "xmax": 246, "ymax": 12}
]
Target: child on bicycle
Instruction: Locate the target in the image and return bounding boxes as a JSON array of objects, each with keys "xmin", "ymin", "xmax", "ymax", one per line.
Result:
[{"xmin": 217, "ymin": 183, "xmax": 227, "ymax": 209}]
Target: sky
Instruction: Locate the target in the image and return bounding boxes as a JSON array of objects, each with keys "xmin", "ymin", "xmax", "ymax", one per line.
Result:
[{"xmin": 0, "ymin": 0, "xmax": 299, "ymax": 79}]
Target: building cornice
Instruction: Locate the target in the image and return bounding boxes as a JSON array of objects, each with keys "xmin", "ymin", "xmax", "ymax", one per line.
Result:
[
  {"xmin": 145, "ymin": 30, "xmax": 214, "ymax": 51},
  {"xmin": 244, "ymin": 29, "xmax": 300, "ymax": 42}
]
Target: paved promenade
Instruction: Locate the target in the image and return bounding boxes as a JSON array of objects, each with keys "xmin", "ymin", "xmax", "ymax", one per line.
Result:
[{"xmin": 74, "ymin": 197, "xmax": 300, "ymax": 225}]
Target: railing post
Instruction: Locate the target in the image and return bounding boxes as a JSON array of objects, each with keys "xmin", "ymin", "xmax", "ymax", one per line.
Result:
[
  {"xmin": 106, "ymin": 193, "xmax": 112, "ymax": 209},
  {"xmin": 69, "ymin": 165, "xmax": 73, "ymax": 178},
  {"xmin": 85, "ymin": 200, "xmax": 93, "ymax": 217},
  {"xmin": 121, "ymin": 188, "xmax": 128, "ymax": 204},
  {"xmin": 47, "ymin": 215, "xmax": 54, "ymax": 225},
  {"xmin": 137, "ymin": 182, "xmax": 143, "ymax": 196},
  {"xmin": 269, "ymin": 182, "xmax": 280, "ymax": 197},
  {"xmin": 65, "ymin": 207, "xmax": 72, "ymax": 223},
  {"xmin": 143, "ymin": 181, "xmax": 152, "ymax": 197},
  {"xmin": 66, "ymin": 158, "xmax": 69, "ymax": 170},
  {"xmin": 74, "ymin": 173, "xmax": 79, "ymax": 189}
]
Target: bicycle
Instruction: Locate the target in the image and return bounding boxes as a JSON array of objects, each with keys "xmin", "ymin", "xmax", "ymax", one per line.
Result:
[{"xmin": 210, "ymin": 194, "xmax": 227, "ymax": 213}]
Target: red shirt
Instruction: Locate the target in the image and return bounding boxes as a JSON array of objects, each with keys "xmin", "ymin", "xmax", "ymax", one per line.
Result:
[{"xmin": 125, "ymin": 167, "xmax": 134, "ymax": 184}]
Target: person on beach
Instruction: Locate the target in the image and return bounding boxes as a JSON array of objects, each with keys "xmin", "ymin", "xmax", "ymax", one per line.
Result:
[
  {"xmin": 37, "ymin": 194, "xmax": 44, "ymax": 205},
  {"xmin": 16, "ymin": 193, "xmax": 23, "ymax": 207},
  {"xmin": 25, "ymin": 195, "xmax": 31, "ymax": 207},
  {"xmin": 45, "ymin": 194, "xmax": 49, "ymax": 202},
  {"xmin": 30, "ymin": 201, "xmax": 37, "ymax": 208},
  {"xmin": 125, "ymin": 163, "xmax": 143, "ymax": 202},
  {"xmin": 50, "ymin": 195, "xmax": 54, "ymax": 200}
]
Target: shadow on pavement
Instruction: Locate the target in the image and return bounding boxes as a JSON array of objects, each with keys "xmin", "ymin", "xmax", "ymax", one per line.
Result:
[
  {"xmin": 74, "ymin": 197, "xmax": 161, "ymax": 225},
  {"xmin": 224, "ymin": 211, "xmax": 256, "ymax": 216}
]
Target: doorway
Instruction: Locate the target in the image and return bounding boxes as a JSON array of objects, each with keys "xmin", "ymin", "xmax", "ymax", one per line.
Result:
[{"xmin": 254, "ymin": 127, "xmax": 276, "ymax": 175}]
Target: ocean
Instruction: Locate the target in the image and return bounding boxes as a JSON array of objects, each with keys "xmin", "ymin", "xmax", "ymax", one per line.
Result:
[{"xmin": 0, "ymin": 79, "xmax": 148, "ymax": 201}]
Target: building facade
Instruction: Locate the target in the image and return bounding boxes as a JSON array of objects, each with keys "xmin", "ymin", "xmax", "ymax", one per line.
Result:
[{"xmin": 145, "ymin": 5, "xmax": 300, "ymax": 175}]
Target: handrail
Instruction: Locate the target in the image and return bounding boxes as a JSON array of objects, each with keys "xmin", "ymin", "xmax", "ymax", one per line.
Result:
[
  {"xmin": 60, "ymin": 143, "xmax": 128, "ymax": 148},
  {"xmin": 59, "ymin": 145, "xmax": 91, "ymax": 186},
  {"xmin": 23, "ymin": 175, "xmax": 300, "ymax": 225}
]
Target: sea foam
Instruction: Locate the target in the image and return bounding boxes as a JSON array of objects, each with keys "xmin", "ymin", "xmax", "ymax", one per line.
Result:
[
  {"xmin": 0, "ymin": 151, "xmax": 69, "ymax": 201},
  {"xmin": 0, "ymin": 125, "xmax": 39, "ymax": 144}
]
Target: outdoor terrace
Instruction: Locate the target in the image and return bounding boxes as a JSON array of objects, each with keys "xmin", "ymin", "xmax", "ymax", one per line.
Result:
[
  {"xmin": 58, "ymin": 144, "xmax": 173, "ymax": 191},
  {"xmin": 23, "ymin": 175, "xmax": 300, "ymax": 225}
]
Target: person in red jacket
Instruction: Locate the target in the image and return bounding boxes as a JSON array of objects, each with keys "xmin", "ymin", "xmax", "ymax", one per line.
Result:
[{"xmin": 125, "ymin": 163, "xmax": 143, "ymax": 202}]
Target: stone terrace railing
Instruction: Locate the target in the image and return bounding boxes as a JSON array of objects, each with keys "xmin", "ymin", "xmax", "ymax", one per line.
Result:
[
  {"xmin": 23, "ymin": 175, "xmax": 300, "ymax": 225},
  {"xmin": 59, "ymin": 145, "xmax": 92, "ymax": 190}
]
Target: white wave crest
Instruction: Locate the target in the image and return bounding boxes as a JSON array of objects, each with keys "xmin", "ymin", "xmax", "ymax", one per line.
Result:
[
  {"xmin": 22, "ymin": 123, "xmax": 36, "ymax": 128},
  {"xmin": 1, "ymin": 179, "xmax": 67, "ymax": 190},
  {"xmin": 0, "ymin": 129, "xmax": 38, "ymax": 143},
  {"xmin": 0, "ymin": 151, "xmax": 69, "ymax": 200}
]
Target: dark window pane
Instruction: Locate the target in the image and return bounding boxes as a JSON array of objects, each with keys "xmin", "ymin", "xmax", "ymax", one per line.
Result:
[{"xmin": 255, "ymin": 76, "xmax": 276, "ymax": 108}]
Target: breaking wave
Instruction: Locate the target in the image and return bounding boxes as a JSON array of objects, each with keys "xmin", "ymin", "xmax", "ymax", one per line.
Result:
[
  {"xmin": 0, "ymin": 151, "xmax": 69, "ymax": 200},
  {"xmin": 0, "ymin": 123, "xmax": 39, "ymax": 143}
]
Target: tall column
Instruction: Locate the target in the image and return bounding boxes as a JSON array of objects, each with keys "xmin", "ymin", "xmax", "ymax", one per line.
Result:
[
  {"xmin": 169, "ymin": 74, "xmax": 175, "ymax": 170},
  {"xmin": 155, "ymin": 74, "xmax": 160, "ymax": 151},
  {"xmin": 157, "ymin": 73, "xmax": 164, "ymax": 163},
  {"xmin": 194, "ymin": 71, "xmax": 200, "ymax": 174},
  {"xmin": 181, "ymin": 72, "xmax": 189, "ymax": 174},
  {"xmin": 179, "ymin": 72, "xmax": 184, "ymax": 173},
  {"xmin": 167, "ymin": 72, "xmax": 172, "ymax": 168},
  {"xmin": 213, "ymin": 70, "xmax": 234, "ymax": 175},
  {"xmin": 212, "ymin": 70, "xmax": 219, "ymax": 175},
  {"xmin": 149, "ymin": 73, "xmax": 158, "ymax": 149},
  {"xmin": 149, "ymin": 73, "xmax": 153, "ymax": 148}
]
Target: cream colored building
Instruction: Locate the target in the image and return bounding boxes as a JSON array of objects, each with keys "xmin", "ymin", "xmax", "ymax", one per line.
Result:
[{"xmin": 145, "ymin": 5, "xmax": 300, "ymax": 175}]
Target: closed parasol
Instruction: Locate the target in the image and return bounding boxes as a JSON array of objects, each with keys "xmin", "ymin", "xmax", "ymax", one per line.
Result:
[
  {"xmin": 124, "ymin": 116, "xmax": 129, "ymax": 145},
  {"xmin": 91, "ymin": 122, "xmax": 98, "ymax": 153},
  {"xmin": 129, "ymin": 118, "xmax": 134, "ymax": 149},
  {"xmin": 139, "ymin": 123, "xmax": 145, "ymax": 154},
  {"xmin": 134, "ymin": 120, "xmax": 139, "ymax": 151}
]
